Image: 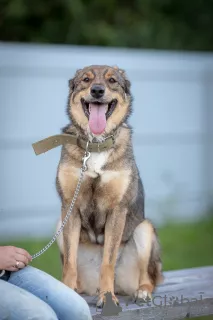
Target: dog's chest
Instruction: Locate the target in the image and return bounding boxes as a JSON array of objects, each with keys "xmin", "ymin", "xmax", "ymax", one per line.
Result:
[{"xmin": 86, "ymin": 151, "xmax": 109, "ymax": 177}]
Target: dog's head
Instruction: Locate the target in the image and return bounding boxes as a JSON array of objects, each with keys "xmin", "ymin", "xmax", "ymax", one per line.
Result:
[{"xmin": 67, "ymin": 65, "xmax": 132, "ymax": 138}]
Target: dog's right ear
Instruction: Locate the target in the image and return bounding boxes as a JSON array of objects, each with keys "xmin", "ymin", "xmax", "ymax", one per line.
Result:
[
  {"xmin": 68, "ymin": 78, "xmax": 75, "ymax": 95},
  {"xmin": 68, "ymin": 69, "xmax": 82, "ymax": 94}
]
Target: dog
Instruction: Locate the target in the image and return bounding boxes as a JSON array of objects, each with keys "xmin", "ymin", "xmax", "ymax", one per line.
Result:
[{"xmin": 56, "ymin": 65, "xmax": 163, "ymax": 307}]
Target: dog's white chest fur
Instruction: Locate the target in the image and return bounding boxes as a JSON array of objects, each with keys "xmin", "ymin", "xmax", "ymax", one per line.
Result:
[{"xmin": 86, "ymin": 151, "xmax": 109, "ymax": 177}]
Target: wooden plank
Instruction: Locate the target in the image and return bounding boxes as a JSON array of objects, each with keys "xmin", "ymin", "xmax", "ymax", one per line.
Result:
[{"xmin": 82, "ymin": 266, "xmax": 213, "ymax": 319}]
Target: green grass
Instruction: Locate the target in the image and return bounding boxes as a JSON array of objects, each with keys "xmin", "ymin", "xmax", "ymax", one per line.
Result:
[
  {"xmin": 159, "ymin": 216, "xmax": 213, "ymax": 271},
  {"xmin": 1, "ymin": 217, "xmax": 213, "ymax": 319}
]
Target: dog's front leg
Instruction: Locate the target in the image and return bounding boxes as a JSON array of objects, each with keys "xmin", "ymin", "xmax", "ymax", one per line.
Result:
[
  {"xmin": 97, "ymin": 206, "xmax": 127, "ymax": 307},
  {"xmin": 62, "ymin": 204, "xmax": 81, "ymax": 291}
]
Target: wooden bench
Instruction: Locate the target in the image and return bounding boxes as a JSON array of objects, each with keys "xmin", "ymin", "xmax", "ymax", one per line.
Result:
[{"xmin": 82, "ymin": 266, "xmax": 213, "ymax": 319}]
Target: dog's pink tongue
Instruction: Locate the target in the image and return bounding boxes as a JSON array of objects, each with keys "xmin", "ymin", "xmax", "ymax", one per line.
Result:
[{"xmin": 89, "ymin": 104, "xmax": 107, "ymax": 135}]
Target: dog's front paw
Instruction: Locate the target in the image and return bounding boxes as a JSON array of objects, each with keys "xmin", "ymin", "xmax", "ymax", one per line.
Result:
[
  {"xmin": 96, "ymin": 291, "xmax": 119, "ymax": 308},
  {"xmin": 134, "ymin": 285, "xmax": 152, "ymax": 304}
]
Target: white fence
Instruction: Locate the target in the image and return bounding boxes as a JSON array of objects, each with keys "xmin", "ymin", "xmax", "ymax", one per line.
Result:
[{"xmin": 0, "ymin": 43, "xmax": 213, "ymax": 239}]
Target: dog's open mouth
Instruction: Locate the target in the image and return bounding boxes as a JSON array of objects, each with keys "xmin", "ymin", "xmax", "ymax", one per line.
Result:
[{"xmin": 81, "ymin": 99, "xmax": 117, "ymax": 135}]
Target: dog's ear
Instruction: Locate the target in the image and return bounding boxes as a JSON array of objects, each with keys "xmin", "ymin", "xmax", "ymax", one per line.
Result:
[
  {"xmin": 68, "ymin": 78, "xmax": 75, "ymax": 95},
  {"xmin": 124, "ymin": 77, "xmax": 131, "ymax": 95},
  {"xmin": 113, "ymin": 66, "xmax": 131, "ymax": 94},
  {"xmin": 68, "ymin": 69, "xmax": 82, "ymax": 95},
  {"xmin": 117, "ymin": 68, "xmax": 131, "ymax": 95}
]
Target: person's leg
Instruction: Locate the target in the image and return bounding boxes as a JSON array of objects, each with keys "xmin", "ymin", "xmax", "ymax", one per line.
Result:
[
  {"xmin": 0, "ymin": 279, "xmax": 58, "ymax": 320},
  {"xmin": 9, "ymin": 266, "xmax": 92, "ymax": 320}
]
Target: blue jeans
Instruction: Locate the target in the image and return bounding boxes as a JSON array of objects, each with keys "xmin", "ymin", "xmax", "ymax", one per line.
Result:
[{"xmin": 0, "ymin": 266, "xmax": 92, "ymax": 320}]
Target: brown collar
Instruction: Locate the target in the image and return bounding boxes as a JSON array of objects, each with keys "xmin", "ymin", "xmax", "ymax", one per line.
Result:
[{"xmin": 32, "ymin": 133, "xmax": 115, "ymax": 155}]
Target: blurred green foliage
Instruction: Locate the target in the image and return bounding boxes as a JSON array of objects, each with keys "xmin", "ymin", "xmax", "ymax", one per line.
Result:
[{"xmin": 0, "ymin": 0, "xmax": 213, "ymax": 51}]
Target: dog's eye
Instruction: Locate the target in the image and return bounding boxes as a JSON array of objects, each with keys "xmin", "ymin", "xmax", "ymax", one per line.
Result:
[
  {"xmin": 83, "ymin": 77, "xmax": 90, "ymax": 83},
  {"xmin": 109, "ymin": 78, "xmax": 116, "ymax": 83}
]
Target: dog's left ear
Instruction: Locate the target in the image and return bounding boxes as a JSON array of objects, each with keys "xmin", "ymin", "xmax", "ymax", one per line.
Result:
[
  {"xmin": 114, "ymin": 67, "xmax": 131, "ymax": 95},
  {"xmin": 123, "ymin": 75, "xmax": 131, "ymax": 95}
]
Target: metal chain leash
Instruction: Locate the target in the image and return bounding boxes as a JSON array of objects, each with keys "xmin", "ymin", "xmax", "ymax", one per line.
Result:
[{"xmin": 31, "ymin": 146, "xmax": 91, "ymax": 260}]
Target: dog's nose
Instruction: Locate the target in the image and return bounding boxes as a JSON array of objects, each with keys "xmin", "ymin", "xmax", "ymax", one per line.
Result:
[{"xmin": 91, "ymin": 85, "xmax": 105, "ymax": 99}]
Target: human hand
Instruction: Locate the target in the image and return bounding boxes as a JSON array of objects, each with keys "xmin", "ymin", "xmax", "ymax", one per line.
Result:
[{"xmin": 0, "ymin": 246, "xmax": 32, "ymax": 271}]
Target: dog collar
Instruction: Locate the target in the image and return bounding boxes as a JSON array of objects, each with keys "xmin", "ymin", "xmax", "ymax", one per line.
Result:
[{"xmin": 32, "ymin": 134, "xmax": 115, "ymax": 155}]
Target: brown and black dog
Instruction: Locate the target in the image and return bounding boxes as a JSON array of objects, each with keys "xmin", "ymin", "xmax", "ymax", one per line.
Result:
[{"xmin": 56, "ymin": 65, "xmax": 163, "ymax": 307}]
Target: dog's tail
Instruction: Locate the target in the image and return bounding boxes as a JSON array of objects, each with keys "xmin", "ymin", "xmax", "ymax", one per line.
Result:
[{"xmin": 148, "ymin": 226, "xmax": 164, "ymax": 286}]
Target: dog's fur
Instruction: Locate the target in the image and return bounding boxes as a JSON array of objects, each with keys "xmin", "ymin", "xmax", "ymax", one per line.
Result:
[{"xmin": 56, "ymin": 65, "xmax": 163, "ymax": 306}]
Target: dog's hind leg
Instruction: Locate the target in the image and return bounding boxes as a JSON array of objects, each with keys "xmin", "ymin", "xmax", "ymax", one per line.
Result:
[{"xmin": 133, "ymin": 219, "xmax": 163, "ymax": 301}]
